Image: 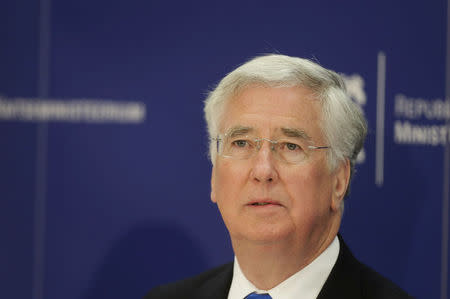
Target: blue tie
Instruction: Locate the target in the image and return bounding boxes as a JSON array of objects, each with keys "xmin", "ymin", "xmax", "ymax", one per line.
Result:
[{"xmin": 245, "ymin": 292, "xmax": 272, "ymax": 299}]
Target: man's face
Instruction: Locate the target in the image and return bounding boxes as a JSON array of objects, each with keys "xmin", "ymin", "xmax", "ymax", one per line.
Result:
[{"xmin": 211, "ymin": 85, "xmax": 348, "ymax": 257}]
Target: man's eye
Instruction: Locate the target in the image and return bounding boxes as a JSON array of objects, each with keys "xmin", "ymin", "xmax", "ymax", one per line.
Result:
[
  {"xmin": 285, "ymin": 143, "xmax": 300, "ymax": 151},
  {"xmin": 232, "ymin": 140, "xmax": 248, "ymax": 147}
]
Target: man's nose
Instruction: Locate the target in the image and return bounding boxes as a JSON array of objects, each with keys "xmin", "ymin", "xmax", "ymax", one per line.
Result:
[{"xmin": 250, "ymin": 142, "xmax": 278, "ymax": 183}]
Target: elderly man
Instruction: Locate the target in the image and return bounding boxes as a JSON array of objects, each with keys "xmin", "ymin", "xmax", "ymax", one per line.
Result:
[{"xmin": 145, "ymin": 54, "xmax": 411, "ymax": 298}]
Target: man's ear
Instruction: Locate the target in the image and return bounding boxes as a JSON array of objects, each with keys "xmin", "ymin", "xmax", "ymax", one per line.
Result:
[
  {"xmin": 331, "ymin": 159, "xmax": 350, "ymax": 212},
  {"xmin": 210, "ymin": 166, "xmax": 217, "ymax": 203}
]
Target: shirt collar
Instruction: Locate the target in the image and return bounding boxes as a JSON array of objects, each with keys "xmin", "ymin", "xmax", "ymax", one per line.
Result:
[{"xmin": 227, "ymin": 236, "xmax": 340, "ymax": 299}]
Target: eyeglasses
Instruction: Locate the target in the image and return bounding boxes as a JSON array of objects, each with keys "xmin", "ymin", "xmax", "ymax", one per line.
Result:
[{"xmin": 213, "ymin": 134, "xmax": 330, "ymax": 164}]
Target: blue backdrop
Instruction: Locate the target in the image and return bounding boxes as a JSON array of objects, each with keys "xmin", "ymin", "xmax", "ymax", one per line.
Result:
[{"xmin": 1, "ymin": 1, "xmax": 448, "ymax": 298}]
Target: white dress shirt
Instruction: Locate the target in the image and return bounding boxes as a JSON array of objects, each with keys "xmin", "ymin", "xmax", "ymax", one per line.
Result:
[{"xmin": 227, "ymin": 236, "xmax": 340, "ymax": 299}]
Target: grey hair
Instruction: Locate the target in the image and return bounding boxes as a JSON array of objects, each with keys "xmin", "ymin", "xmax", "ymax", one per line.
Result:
[{"xmin": 204, "ymin": 54, "xmax": 367, "ymax": 194}]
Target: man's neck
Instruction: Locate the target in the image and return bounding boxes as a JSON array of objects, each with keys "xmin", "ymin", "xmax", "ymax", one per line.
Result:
[{"xmin": 231, "ymin": 224, "xmax": 339, "ymax": 290}]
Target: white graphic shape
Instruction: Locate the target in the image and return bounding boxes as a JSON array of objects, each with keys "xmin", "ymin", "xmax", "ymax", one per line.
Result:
[{"xmin": 342, "ymin": 74, "xmax": 367, "ymax": 164}]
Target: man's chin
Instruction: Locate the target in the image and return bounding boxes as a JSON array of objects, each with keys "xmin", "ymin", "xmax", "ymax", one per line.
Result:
[{"xmin": 232, "ymin": 226, "xmax": 295, "ymax": 245}]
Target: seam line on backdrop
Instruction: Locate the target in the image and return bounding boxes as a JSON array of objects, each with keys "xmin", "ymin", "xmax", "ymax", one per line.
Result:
[
  {"xmin": 375, "ymin": 52, "xmax": 386, "ymax": 187},
  {"xmin": 440, "ymin": 0, "xmax": 450, "ymax": 298},
  {"xmin": 32, "ymin": 0, "xmax": 51, "ymax": 298}
]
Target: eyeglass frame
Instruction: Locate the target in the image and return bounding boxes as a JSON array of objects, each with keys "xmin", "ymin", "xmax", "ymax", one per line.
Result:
[{"xmin": 212, "ymin": 134, "xmax": 330, "ymax": 164}]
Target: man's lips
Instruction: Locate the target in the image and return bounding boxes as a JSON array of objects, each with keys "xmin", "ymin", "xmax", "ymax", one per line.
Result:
[{"xmin": 247, "ymin": 199, "xmax": 282, "ymax": 207}]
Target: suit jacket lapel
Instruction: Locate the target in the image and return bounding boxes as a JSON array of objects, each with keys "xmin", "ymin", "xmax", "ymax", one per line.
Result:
[
  {"xmin": 194, "ymin": 262, "xmax": 233, "ymax": 299},
  {"xmin": 317, "ymin": 235, "xmax": 362, "ymax": 299}
]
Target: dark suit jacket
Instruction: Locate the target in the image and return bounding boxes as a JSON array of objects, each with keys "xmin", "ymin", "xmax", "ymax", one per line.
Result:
[{"xmin": 144, "ymin": 237, "xmax": 413, "ymax": 299}]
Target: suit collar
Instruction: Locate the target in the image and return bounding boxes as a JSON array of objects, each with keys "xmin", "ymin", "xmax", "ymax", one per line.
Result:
[
  {"xmin": 317, "ymin": 234, "xmax": 362, "ymax": 299},
  {"xmin": 190, "ymin": 235, "xmax": 363, "ymax": 299}
]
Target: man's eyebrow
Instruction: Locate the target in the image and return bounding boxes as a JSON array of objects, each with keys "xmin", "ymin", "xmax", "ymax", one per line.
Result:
[
  {"xmin": 225, "ymin": 126, "xmax": 253, "ymax": 137},
  {"xmin": 281, "ymin": 128, "xmax": 312, "ymax": 140}
]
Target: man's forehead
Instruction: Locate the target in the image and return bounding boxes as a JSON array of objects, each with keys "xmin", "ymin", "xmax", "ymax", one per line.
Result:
[{"xmin": 225, "ymin": 125, "xmax": 312, "ymax": 140}]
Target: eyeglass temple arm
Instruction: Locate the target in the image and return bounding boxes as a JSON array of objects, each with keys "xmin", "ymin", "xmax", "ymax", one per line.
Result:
[{"xmin": 308, "ymin": 145, "xmax": 330, "ymax": 150}]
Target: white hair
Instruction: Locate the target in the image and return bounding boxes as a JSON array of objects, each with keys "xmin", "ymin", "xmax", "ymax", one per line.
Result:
[{"xmin": 204, "ymin": 54, "xmax": 367, "ymax": 194}]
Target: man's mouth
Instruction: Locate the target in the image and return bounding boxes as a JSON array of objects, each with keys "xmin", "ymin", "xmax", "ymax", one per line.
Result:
[
  {"xmin": 251, "ymin": 202, "xmax": 271, "ymax": 206},
  {"xmin": 248, "ymin": 200, "xmax": 281, "ymax": 206}
]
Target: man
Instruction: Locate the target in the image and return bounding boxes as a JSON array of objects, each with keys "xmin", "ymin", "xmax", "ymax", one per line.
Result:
[{"xmin": 145, "ymin": 54, "xmax": 412, "ymax": 298}]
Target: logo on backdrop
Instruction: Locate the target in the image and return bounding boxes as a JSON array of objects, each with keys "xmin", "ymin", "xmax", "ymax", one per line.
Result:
[
  {"xmin": 342, "ymin": 74, "xmax": 367, "ymax": 164},
  {"xmin": 372, "ymin": 51, "xmax": 449, "ymax": 187},
  {"xmin": 0, "ymin": 95, "xmax": 146, "ymax": 123},
  {"xmin": 394, "ymin": 94, "xmax": 450, "ymax": 146}
]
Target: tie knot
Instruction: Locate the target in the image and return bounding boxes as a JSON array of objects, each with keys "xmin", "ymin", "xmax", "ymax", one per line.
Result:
[{"xmin": 245, "ymin": 292, "xmax": 272, "ymax": 299}]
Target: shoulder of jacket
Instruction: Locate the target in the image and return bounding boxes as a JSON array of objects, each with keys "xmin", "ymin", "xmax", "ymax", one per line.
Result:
[{"xmin": 143, "ymin": 262, "xmax": 233, "ymax": 299}]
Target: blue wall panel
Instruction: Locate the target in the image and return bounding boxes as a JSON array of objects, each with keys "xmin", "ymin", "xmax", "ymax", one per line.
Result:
[{"xmin": 1, "ymin": 1, "xmax": 448, "ymax": 298}]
